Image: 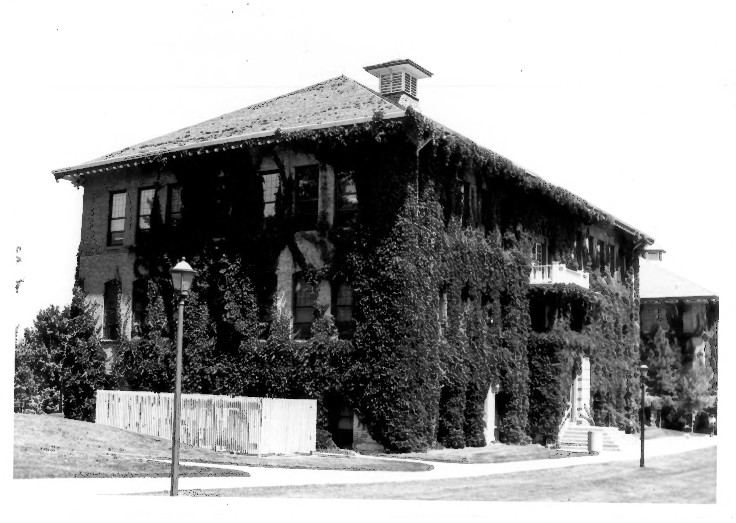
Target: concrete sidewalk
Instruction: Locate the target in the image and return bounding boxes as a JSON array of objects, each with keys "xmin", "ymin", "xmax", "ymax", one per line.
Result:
[{"xmin": 10, "ymin": 435, "xmax": 717, "ymax": 497}]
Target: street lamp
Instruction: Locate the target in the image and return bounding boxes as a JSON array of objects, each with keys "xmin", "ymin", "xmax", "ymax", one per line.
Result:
[
  {"xmin": 640, "ymin": 364, "xmax": 648, "ymax": 468},
  {"xmin": 169, "ymin": 258, "xmax": 196, "ymax": 496}
]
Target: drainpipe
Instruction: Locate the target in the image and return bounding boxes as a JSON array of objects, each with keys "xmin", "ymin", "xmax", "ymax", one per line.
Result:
[{"xmin": 415, "ymin": 137, "xmax": 432, "ymax": 204}]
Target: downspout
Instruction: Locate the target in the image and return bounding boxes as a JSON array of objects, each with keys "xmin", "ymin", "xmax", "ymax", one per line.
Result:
[{"xmin": 415, "ymin": 137, "xmax": 432, "ymax": 205}]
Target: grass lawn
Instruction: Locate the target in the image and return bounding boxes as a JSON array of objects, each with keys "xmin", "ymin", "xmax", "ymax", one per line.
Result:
[
  {"xmin": 13, "ymin": 414, "xmax": 428, "ymax": 479},
  {"xmin": 191, "ymin": 447, "xmax": 716, "ymax": 503},
  {"xmin": 373, "ymin": 444, "xmax": 590, "ymax": 464},
  {"xmin": 644, "ymin": 426, "xmax": 709, "ymax": 440}
]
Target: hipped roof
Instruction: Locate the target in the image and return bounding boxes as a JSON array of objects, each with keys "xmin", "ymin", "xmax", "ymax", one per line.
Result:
[
  {"xmin": 639, "ymin": 257, "xmax": 718, "ymax": 301},
  {"xmin": 51, "ymin": 74, "xmax": 652, "ymax": 242}
]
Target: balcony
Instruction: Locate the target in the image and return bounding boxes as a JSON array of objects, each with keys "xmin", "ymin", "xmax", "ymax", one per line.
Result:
[{"xmin": 530, "ymin": 261, "xmax": 590, "ymax": 290}]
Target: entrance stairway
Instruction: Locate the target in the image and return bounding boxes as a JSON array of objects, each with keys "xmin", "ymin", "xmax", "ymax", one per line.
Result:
[{"xmin": 557, "ymin": 423, "xmax": 637, "ymax": 452}]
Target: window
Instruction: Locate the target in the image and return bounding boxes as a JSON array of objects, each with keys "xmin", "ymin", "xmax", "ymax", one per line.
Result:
[
  {"xmin": 334, "ymin": 282, "xmax": 354, "ymax": 339},
  {"xmin": 597, "ymin": 240, "xmax": 605, "ymax": 269},
  {"xmin": 532, "ymin": 241, "xmax": 547, "ymax": 266},
  {"xmin": 462, "ymin": 182, "xmax": 471, "ymax": 226},
  {"xmin": 132, "ymin": 279, "xmax": 148, "ymax": 335},
  {"xmin": 295, "ymin": 165, "xmax": 319, "ymax": 230},
  {"xmin": 137, "ymin": 187, "xmax": 156, "ymax": 235},
  {"xmin": 103, "ymin": 280, "xmax": 121, "ymax": 340},
  {"xmin": 460, "ymin": 182, "xmax": 478, "ymax": 227},
  {"xmin": 108, "ymin": 191, "xmax": 126, "ymax": 246},
  {"xmin": 574, "ymin": 237, "xmax": 584, "ymax": 270},
  {"xmin": 261, "ymin": 170, "xmax": 280, "ymax": 218},
  {"xmin": 608, "ymin": 245, "xmax": 616, "ymax": 273},
  {"xmin": 586, "ymin": 236, "xmax": 595, "ymax": 267},
  {"xmin": 335, "ymin": 170, "xmax": 357, "ymax": 226},
  {"xmin": 167, "ymin": 185, "xmax": 183, "ymax": 226},
  {"xmin": 293, "ymin": 276, "xmax": 318, "ymax": 339}
]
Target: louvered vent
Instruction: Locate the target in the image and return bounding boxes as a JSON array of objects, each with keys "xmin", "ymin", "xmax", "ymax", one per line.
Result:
[
  {"xmin": 380, "ymin": 74, "xmax": 391, "ymax": 95},
  {"xmin": 391, "ymin": 72, "xmax": 402, "ymax": 92},
  {"xmin": 365, "ymin": 60, "xmax": 432, "ymax": 109},
  {"xmin": 405, "ymin": 73, "xmax": 417, "ymax": 97}
]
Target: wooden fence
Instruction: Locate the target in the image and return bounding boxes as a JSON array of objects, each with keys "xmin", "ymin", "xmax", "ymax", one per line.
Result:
[{"xmin": 95, "ymin": 390, "xmax": 316, "ymax": 455}]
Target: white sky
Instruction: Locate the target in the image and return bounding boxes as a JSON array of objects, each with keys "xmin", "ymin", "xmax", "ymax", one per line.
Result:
[
  {"xmin": 0, "ymin": 1, "xmax": 732, "ymax": 325},
  {"xmin": 1, "ymin": 0, "xmax": 734, "ymax": 511}
]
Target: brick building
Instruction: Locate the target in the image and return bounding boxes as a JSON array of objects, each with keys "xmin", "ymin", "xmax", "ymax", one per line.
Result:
[{"xmin": 53, "ymin": 59, "xmax": 654, "ymax": 450}]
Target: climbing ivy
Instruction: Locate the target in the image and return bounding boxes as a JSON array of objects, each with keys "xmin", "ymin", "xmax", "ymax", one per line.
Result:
[{"xmin": 109, "ymin": 108, "xmax": 642, "ymax": 451}]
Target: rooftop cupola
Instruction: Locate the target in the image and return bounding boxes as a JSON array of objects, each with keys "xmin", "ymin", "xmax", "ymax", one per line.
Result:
[{"xmin": 364, "ymin": 59, "xmax": 433, "ymax": 110}]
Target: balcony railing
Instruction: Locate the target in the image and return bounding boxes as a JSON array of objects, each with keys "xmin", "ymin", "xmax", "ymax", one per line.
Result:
[{"xmin": 530, "ymin": 261, "xmax": 590, "ymax": 290}]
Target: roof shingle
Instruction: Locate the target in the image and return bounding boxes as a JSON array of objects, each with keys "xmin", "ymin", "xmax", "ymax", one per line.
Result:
[{"xmin": 54, "ymin": 75, "xmax": 404, "ymax": 174}]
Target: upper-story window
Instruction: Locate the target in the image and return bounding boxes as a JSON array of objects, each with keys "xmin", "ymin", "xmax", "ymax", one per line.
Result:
[
  {"xmin": 108, "ymin": 191, "xmax": 127, "ymax": 246},
  {"xmin": 335, "ymin": 170, "xmax": 358, "ymax": 226},
  {"xmin": 586, "ymin": 236, "xmax": 595, "ymax": 267},
  {"xmin": 574, "ymin": 237, "xmax": 584, "ymax": 270},
  {"xmin": 261, "ymin": 170, "xmax": 280, "ymax": 218},
  {"xmin": 596, "ymin": 240, "xmax": 605, "ymax": 269},
  {"xmin": 532, "ymin": 241, "xmax": 548, "ymax": 266},
  {"xmin": 103, "ymin": 279, "xmax": 121, "ymax": 340},
  {"xmin": 334, "ymin": 282, "xmax": 354, "ymax": 339},
  {"xmin": 167, "ymin": 185, "xmax": 183, "ymax": 226},
  {"xmin": 137, "ymin": 187, "xmax": 156, "ymax": 236},
  {"xmin": 607, "ymin": 245, "xmax": 616, "ymax": 273},
  {"xmin": 293, "ymin": 276, "xmax": 318, "ymax": 339},
  {"xmin": 295, "ymin": 165, "xmax": 319, "ymax": 230}
]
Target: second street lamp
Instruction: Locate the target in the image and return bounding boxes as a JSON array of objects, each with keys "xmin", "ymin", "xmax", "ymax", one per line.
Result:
[
  {"xmin": 169, "ymin": 258, "xmax": 196, "ymax": 497},
  {"xmin": 640, "ymin": 364, "xmax": 648, "ymax": 468}
]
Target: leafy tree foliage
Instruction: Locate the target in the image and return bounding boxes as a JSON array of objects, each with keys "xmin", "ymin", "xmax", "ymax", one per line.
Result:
[
  {"xmin": 640, "ymin": 326, "xmax": 679, "ymax": 426},
  {"xmin": 678, "ymin": 357, "xmax": 716, "ymax": 432},
  {"xmin": 14, "ymin": 287, "xmax": 110, "ymax": 420}
]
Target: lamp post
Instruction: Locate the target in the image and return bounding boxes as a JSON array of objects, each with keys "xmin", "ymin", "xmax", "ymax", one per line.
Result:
[
  {"xmin": 169, "ymin": 258, "xmax": 196, "ymax": 496},
  {"xmin": 640, "ymin": 364, "xmax": 648, "ymax": 468}
]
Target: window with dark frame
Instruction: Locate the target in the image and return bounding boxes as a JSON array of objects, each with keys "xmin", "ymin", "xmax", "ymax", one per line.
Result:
[
  {"xmin": 103, "ymin": 280, "xmax": 121, "ymax": 340},
  {"xmin": 293, "ymin": 276, "xmax": 318, "ymax": 339},
  {"xmin": 137, "ymin": 187, "xmax": 156, "ymax": 236},
  {"xmin": 597, "ymin": 240, "xmax": 605, "ymax": 269},
  {"xmin": 334, "ymin": 282, "xmax": 354, "ymax": 339},
  {"xmin": 108, "ymin": 191, "xmax": 126, "ymax": 246},
  {"xmin": 335, "ymin": 169, "xmax": 357, "ymax": 226},
  {"xmin": 261, "ymin": 170, "xmax": 280, "ymax": 218},
  {"xmin": 608, "ymin": 245, "xmax": 616, "ymax": 274},
  {"xmin": 462, "ymin": 182, "xmax": 471, "ymax": 226},
  {"xmin": 167, "ymin": 185, "xmax": 183, "ymax": 226},
  {"xmin": 295, "ymin": 165, "xmax": 319, "ymax": 230},
  {"xmin": 132, "ymin": 279, "xmax": 148, "ymax": 336},
  {"xmin": 574, "ymin": 236, "xmax": 584, "ymax": 270},
  {"xmin": 587, "ymin": 236, "xmax": 595, "ymax": 267},
  {"xmin": 533, "ymin": 241, "xmax": 547, "ymax": 266}
]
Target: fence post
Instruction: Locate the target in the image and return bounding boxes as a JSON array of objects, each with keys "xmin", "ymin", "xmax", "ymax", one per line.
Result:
[{"xmin": 258, "ymin": 398, "xmax": 263, "ymax": 458}]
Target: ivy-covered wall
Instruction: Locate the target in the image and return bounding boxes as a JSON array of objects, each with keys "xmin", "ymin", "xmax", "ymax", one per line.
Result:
[{"xmin": 84, "ymin": 110, "xmax": 645, "ymax": 451}]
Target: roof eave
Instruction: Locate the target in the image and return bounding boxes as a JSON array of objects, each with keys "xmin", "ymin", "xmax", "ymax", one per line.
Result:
[
  {"xmin": 52, "ymin": 111, "xmax": 406, "ymax": 181},
  {"xmin": 640, "ymin": 296, "xmax": 719, "ymax": 303}
]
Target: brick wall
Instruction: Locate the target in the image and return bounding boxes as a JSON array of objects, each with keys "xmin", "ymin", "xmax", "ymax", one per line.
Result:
[{"xmin": 78, "ymin": 148, "xmax": 340, "ymax": 341}]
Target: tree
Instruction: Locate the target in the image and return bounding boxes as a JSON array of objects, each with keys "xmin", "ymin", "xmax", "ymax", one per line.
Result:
[
  {"xmin": 641, "ymin": 326, "xmax": 679, "ymax": 427},
  {"xmin": 678, "ymin": 355, "xmax": 716, "ymax": 433},
  {"xmin": 14, "ymin": 287, "xmax": 110, "ymax": 421}
]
